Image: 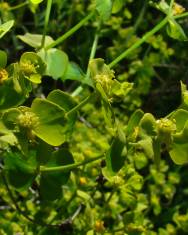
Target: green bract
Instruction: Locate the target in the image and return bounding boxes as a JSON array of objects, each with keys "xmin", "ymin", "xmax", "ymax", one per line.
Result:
[
  {"xmin": 20, "ymin": 52, "xmax": 46, "ymax": 84},
  {"xmin": 1, "ymin": 0, "xmax": 188, "ymax": 233},
  {"xmin": 37, "ymin": 48, "xmax": 69, "ymax": 80}
]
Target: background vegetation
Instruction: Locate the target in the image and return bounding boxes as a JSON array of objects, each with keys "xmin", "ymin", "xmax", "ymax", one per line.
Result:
[{"xmin": 0, "ymin": 0, "xmax": 188, "ymax": 234}]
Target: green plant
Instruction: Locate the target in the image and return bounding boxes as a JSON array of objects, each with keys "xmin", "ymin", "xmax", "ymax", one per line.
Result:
[{"xmin": 0, "ymin": 0, "xmax": 188, "ymax": 234}]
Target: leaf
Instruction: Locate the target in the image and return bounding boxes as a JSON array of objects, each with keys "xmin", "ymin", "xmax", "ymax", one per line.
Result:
[
  {"xmin": 106, "ymin": 128, "xmax": 126, "ymax": 175},
  {"xmin": 167, "ymin": 19, "xmax": 188, "ymax": 41},
  {"xmin": 29, "ymin": 0, "xmax": 44, "ymax": 4},
  {"xmin": 77, "ymin": 190, "xmax": 91, "ymax": 201},
  {"xmin": 0, "ymin": 121, "xmax": 17, "ymax": 146},
  {"xmin": 0, "ymin": 20, "xmax": 14, "ymax": 39},
  {"xmin": 0, "ymin": 50, "xmax": 7, "ymax": 68},
  {"xmin": 0, "ymin": 85, "xmax": 25, "ymax": 111},
  {"xmin": 36, "ymin": 140, "xmax": 53, "ymax": 165},
  {"xmin": 111, "ymin": 80, "xmax": 133, "ymax": 99},
  {"xmin": 139, "ymin": 113, "xmax": 157, "ymax": 136},
  {"xmin": 4, "ymin": 151, "xmax": 37, "ymax": 191},
  {"xmin": 95, "ymin": 0, "xmax": 113, "ymax": 21},
  {"xmin": 169, "ymin": 121, "xmax": 188, "ymax": 164},
  {"xmin": 126, "ymin": 109, "xmax": 144, "ymax": 138},
  {"xmin": 10, "ymin": 63, "xmax": 32, "ymax": 96},
  {"xmin": 2, "ymin": 108, "xmax": 21, "ymax": 129},
  {"xmin": 47, "ymin": 89, "xmax": 77, "ymax": 111},
  {"xmin": 40, "ymin": 148, "xmax": 74, "ymax": 201},
  {"xmin": 112, "ymin": 0, "xmax": 124, "ymax": 14},
  {"xmin": 47, "ymin": 89, "xmax": 77, "ymax": 134},
  {"xmin": 95, "ymin": 83, "xmax": 115, "ymax": 126},
  {"xmin": 17, "ymin": 33, "xmax": 54, "ymax": 48},
  {"xmin": 37, "ymin": 48, "xmax": 69, "ymax": 79},
  {"xmin": 171, "ymin": 109, "xmax": 188, "ymax": 132},
  {"xmin": 61, "ymin": 62, "xmax": 85, "ymax": 82},
  {"xmin": 31, "ymin": 98, "xmax": 67, "ymax": 146},
  {"xmin": 180, "ymin": 81, "xmax": 188, "ymax": 109},
  {"xmin": 152, "ymin": 0, "xmax": 170, "ymax": 14}
]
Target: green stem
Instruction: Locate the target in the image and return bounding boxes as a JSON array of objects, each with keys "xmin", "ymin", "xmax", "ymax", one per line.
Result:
[
  {"xmin": 8, "ymin": 1, "xmax": 28, "ymax": 11},
  {"xmin": 40, "ymin": 155, "xmax": 105, "ymax": 173},
  {"xmin": 133, "ymin": 0, "xmax": 148, "ymax": 33},
  {"xmin": 174, "ymin": 12, "xmax": 188, "ymax": 19},
  {"xmin": 108, "ymin": 17, "xmax": 169, "ymax": 68},
  {"xmin": 71, "ymin": 25, "xmax": 100, "ymax": 97},
  {"xmin": 71, "ymin": 86, "xmax": 84, "ymax": 97},
  {"xmin": 169, "ymin": 0, "xmax": 175, "ymax": 14},
  {"xmin": 1, "ymin": 171, "xmax": 56, "ymax": 227},
  {"xmin": 66, "ymin": 93, "xmax": 93, "ymax": 117},
  {"xmin": 41, "ymin": 0, "xmax": 53, "ymax": 48},
  {"xmin": 45, "ymin": 11, "xmax": 95, "ymax": 50}
]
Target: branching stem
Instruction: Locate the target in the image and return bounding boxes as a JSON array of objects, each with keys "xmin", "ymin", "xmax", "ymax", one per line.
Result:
[
  {"xmin": 8, "ymin": 1, "xmax": 28, "ymax": 11},
  {"xmin": 40, "ymin": 154, "xmax": 105, "ymax": 173},
  {"xmin": 41, "ymin": 0, "xmax": 53, "ymax": 48},
  {"xmin": 45, "ymin": 11, "xmax": 95, "ymax": 50}
]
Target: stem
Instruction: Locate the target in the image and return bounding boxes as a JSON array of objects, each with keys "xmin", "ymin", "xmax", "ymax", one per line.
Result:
[
  {"xmin": 71, "ymin": 86, "xmax": 84, "ymax": 97},
  {"xmin": 1, "ymin": 171, "xmax": 56, "ymax": 227},
  {"xmin": 40, "ymin": 155, "xmax": 105, "ymax": 173},
  {"xmin": 174, "ymin": 12, "xmax": 188, "ymax": 19},
  {"xmin": 108, "ymin": 17, "xmax": 169, "ymax": 68},
  {"xmin": 133, "ymin": 0, "xmax": 148, "ymax": 33},
  {"xmin": 8, "ymin": 1, "xmax": 28, "ymax": 11},
  {"xmin": 66, "ymin": 93, "xmax": 93, "ymax": 117},
  {"xmin": 41, "ymin": 0, "xmax": 53, "ymax": 48},
  {"xmin": 45, "ymin": 11, "xmax": 95, "ymax": 50},
  {"xmin": 169, "ymin": 0, "xmax": 175, "ymax": 15},
  {"xmin": 106, "ymin": 190, "xmax": 115, "ymax": 204},
  {"xmin": 71, "ymin": 25, "xmax": 100, "ymax": 97},
  {"xmin": 71, "ymin": 204, "xmax": 83, "ymax": 221}
]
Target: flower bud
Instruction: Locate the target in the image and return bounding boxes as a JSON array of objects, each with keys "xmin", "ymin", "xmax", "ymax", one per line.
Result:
[
  {"xmin": 0, "ymin": 68, "xmax": 8, "ymax": 84},
  {"xmin": 17, "ymin": 111, "xmax": 39, "ymax": 129}
]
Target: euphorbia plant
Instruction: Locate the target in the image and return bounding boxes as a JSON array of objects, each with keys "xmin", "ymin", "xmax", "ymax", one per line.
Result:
[{"xmin": 0, "ymin": 0, "xmax": 188, "ymax": 233}]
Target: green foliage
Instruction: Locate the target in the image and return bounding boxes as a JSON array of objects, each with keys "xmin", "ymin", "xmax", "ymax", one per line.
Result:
[
  {"xmin": 4, "ymin": 151, "xmax": 37, "ymax": 191},
  {"xmin": 37, "ymin": 48, "xmax": 68, "ymax": 80},
  {"xmin": 17, "ymin": 33, "xmax": 54, "ymax": 49},
  {"xmin": 0, "ymin": 0, "xmax": 188, "ymax": 234},
  {"xmin": 95, "ymin": 0, "xmax": 113, "ymax": 21},
  {"xmin": 167, "ymin": 18, "xmax": 188, "ymax": 41},
  {"xmin": 40, "ymin": 148, "xmax": 74, "ymax": 201},
  {"xmin": 20, "ymin": 52, "xmax": 46, "ymax": 83},
  {"xmin": 0, "ymin": 50, "xmax": 7, "ymax": 69},
  {"xmin": 105, "ymin": 127, "xmax": 126, "ymax": 175},
  {"xmin": 0, "ymin": 20, "xmax": 14, "ymax": 39}
]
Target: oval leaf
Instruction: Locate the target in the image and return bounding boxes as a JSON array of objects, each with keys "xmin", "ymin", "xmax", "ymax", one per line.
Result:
[
  {"xmin": 170, "ymin": 121, "xmax": 188, "ymax": 164},
  {"xmin": 167, "ymin": 19, "xmax": 188, "ymax": 41},
  {"xmin": 37, "ymin": 48, "xmax": 69, "ymax": 79},
  {"xmin": 31, "ymin": 98, "xmax": 67, "ymax": 146},
  {"xmin": 0, "ymin": 50, "xmax": 7, "ymax": 68},
  {"xmin": 0, "ymin": 20, "xmax": 14, "ymax": 39},
  {"xmin": 106, "ymin": 128, "xmax": 126, "ymax": 175},
  {"xmin": 4, "ymin": 151, "xmax": 37, "ymax": 191},
  {"xmin": 40, "ymin": 148, "xmax": 74, "ymax": 201},
  {"xmin": 17, "ymin": 33, "xmax": 54, "ymax": 48},
  {"xmin": 95, "ymin": 0, "xmax": 113, "ymax": 21}
]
